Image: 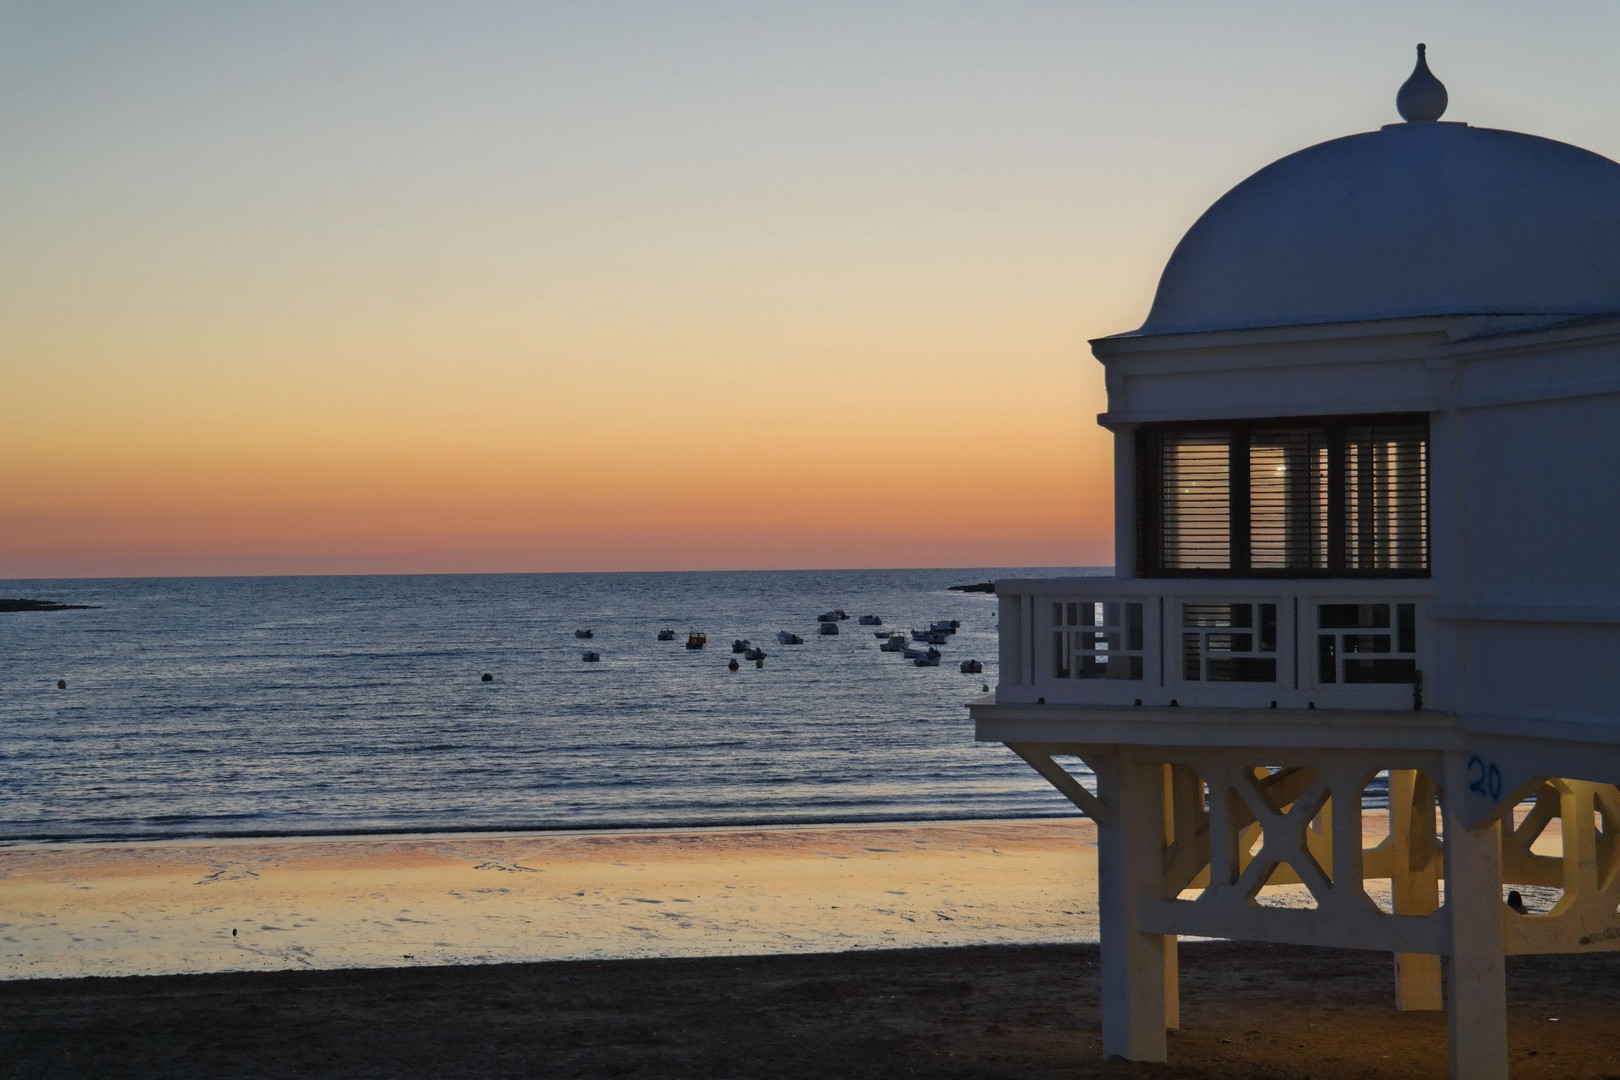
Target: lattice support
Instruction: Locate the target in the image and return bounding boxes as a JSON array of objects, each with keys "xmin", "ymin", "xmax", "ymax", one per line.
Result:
[
  {"xmin": 1005, "ymin": 738, "xmax": 1618, "ymax": 1078},
  {"xmin": 1501, "ymin": 779, "xmax": 1620, "ymax": 955}
]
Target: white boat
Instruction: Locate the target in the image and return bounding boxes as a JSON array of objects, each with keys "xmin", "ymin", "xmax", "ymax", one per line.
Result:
[
  {"xmin": 731, "ymin": 639, "xmax": 751, "ymax": 653},
  {"xmin": 776, "ymin": 631, "xmax": 804, "ymax": 645},
  {"xmin": 959, "ymin": 659, "xmax": 983, "ymax": 674},
  {"xmin": 880, "ymin": 637, "xmax": 907, "ymax": 652},
  {"xmin": 858, "ymin": 614, "xmax": 882, "ymax": 625},
  {"xmin": 743, "ymin": 646, "xmax": 767, "ymax": 661}
]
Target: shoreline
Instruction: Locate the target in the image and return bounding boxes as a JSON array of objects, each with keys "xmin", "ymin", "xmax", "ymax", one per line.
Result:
[{"xmin": 0, "ymin": 811, "xmax": 1084, "ymax": 851}]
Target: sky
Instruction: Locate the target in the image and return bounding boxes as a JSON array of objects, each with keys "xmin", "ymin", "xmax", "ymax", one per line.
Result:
[{"xmin": 6, "ymin": 1, "xmax": 1620, "ymax": 578}]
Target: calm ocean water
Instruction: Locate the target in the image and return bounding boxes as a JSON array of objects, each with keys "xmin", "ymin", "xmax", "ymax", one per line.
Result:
[{"xmin": 0, "ymin": 568, "xmax": 1104, "ymax": 843}]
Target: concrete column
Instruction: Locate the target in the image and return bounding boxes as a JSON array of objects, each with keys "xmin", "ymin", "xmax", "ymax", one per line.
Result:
[
  {"xmin": 1160, "ymin": 764, "xmax": 1180, "ymax": 1032},
  {"xmin": 1163, "ymin": 937, "xmax": 1180, "ymax": 1031},
  {"xmin": 1441, "ymin": 753, "xmax": 1508, "ymax": 1080},
  {"xmin": 1097, "ymin": 748, "xmax": 1168, "ymax": 1062},
  {"xmin": 1561, "ymin": 781, "xmax": 1600, "ymax": 901},
  {"xmin": 1390, "ymin": 768, "xmax": 1443, "ymax": 1010}
]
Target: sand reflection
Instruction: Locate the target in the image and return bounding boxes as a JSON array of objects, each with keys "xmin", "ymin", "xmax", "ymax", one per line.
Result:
[{"xmin": 0, "ymin": 820, "xmax": 1100, "ymax": 979}]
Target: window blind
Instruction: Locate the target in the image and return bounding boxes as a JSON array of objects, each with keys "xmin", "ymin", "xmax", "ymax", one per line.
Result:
[{"xmin": 1138, "ymin": 415, "xmax": 1428, "ymax": 577}]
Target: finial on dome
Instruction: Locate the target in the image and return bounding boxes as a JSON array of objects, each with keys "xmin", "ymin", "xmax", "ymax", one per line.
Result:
[{"xmin": 1397, "ymin": 43, "xmax": 1448, "ymax": 123}]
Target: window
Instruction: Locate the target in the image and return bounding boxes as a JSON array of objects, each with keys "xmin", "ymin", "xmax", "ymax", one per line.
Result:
[
  {"xmin": 1160, "ymin": 432, "xmax": 1230, "ymax": 569},
  {"xmin": 1138, "ymin": 415, "xmax": 1429, "ymax": 577}
]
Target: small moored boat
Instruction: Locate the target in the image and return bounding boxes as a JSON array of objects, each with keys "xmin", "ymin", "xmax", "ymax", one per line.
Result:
[
  {"xmin": 959, "ymin": 659, "xmax": 983, "ymax": 674},
  {"xmin": 858, "ymin": 615, "xmax": 882, "ymax": 626},
  {"xmin": 776, "ymin": 631, "xmax": 804, "ymax": 645},
  {"xmin": 575, "ymin": 629, "xmax": 594, "ymax": 639},
  {"xmin": 818, "ymin": 622, "xmax": 839, "ymax": 636},
  {"xmin": 880, "ymin": 637, "xmax": 907, "ymax": 652},
  {"xmin": 582, "ymin": 651, "xmax": 600, "ymax": 662},
  {"xmin": 657, "ymin": 629, "xmax": 676, "ymax": 641},
  {"xmin": 731, "ymin": 639, "xmax": 751, "ymax": 653},
  {"xmin": 685, "ymin": 632, "xmax": 707, "ymax": 650},
  {"xmin": 743, "ymin": 646, "xmax": 767, "ymax": 661}
]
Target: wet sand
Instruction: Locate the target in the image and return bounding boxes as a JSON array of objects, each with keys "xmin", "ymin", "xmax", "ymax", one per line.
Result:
[{"xmin": 0, "ymin": 820, "xmax": 1101, "ymax": 979}]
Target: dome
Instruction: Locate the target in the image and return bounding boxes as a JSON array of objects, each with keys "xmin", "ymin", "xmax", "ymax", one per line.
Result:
[{"xmin": 1137, "ymin": 121, "xmax": 1620, "ymax": 336}]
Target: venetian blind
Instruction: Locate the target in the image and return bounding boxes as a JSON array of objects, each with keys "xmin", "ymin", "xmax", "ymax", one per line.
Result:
[
  {"xmin": 1344, "ymin": 420, "xmax": 1428, "ymax": 571},
  {"xmin": 1159, "ymin": 432, "xmax": 1231, "ymax": 570},
  {"xmin": 1249, "ymin": 428, "xmax": 1329, "ymax": 570}
]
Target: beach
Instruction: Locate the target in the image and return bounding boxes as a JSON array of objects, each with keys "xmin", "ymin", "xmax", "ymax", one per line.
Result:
[{"xmin": 5, "ymin": 819, "xmax": 1618, "ymax": 1077}]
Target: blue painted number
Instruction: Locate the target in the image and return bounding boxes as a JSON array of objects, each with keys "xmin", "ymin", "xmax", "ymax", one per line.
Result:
[{"xmin": 1466, "ymin": 755, "xmax": 1502, "ymax": 801}]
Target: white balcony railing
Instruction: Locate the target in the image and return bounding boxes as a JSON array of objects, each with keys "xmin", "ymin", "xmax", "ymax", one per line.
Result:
[{"xmin": 995, "ymin": 577, "xmax": 1434, "ymax": 711}]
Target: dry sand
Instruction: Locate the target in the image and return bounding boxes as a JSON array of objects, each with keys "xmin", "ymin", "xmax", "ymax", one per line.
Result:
[{"xmin": 5, "ymin": 943, "xmax": 1618, "ymax": 1078}]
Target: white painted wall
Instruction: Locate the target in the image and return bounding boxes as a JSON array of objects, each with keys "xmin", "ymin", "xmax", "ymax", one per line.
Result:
[{"xmin": 1083, "ymin": 314, "xmax": 1620, "ymax": 745}]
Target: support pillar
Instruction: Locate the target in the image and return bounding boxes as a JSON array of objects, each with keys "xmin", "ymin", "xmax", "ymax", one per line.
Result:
[
  {"xmin": 1441, "ymin": 753, "xmax": 1508, "ymax": 1080},
  {"xmin": 1097, "ymin": 749, "xmax": 1169, "ymax": 1062},
  {"xmin": 1390, "ymin": 768, "xmax": 1443, "ymax": 1010},
  {"xmin": 1161, "ymin": 765, "xmax": 1180, "ymax": 1031},
  {"xmin": 1163, "ymin": 936, "xmax": 1180, "ymax": 1030}
]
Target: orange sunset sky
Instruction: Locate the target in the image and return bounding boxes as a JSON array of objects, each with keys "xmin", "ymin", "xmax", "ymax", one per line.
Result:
[{"xmin": 6, "ymin": 2, "xmax": 1619, "ymax": 578}]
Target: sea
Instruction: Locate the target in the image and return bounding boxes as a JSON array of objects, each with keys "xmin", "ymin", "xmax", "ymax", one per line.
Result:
[{"xmin": 0, "ymin": 568, "xmax": 1104, "ymax": 844}]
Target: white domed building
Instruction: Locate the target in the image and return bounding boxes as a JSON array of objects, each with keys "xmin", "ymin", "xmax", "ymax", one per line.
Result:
[{"xmin": 972, "ymin": 47, "xmax": 1620, "ymax": 1079}]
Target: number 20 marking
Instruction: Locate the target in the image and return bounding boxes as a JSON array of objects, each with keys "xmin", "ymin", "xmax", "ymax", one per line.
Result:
[{"xmin": 1466, "ymin": 755, "xmax": 1502, "ymax": 801}]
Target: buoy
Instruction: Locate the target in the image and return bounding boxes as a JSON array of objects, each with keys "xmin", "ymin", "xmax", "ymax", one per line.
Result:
[
  {"xmin": 754, "ymin": 658, "xmax": 764, "ymax": 669},
  {"xmin": 56, "ymin": 679, "xmax": 66, "ymax": 690},
  {"xmin": 481, "ymin": 673, "xmax": 493, "ymax": 682},
  {"xmin": 728, "ymin": 658, "xmax": 739, "ymax": 671}
]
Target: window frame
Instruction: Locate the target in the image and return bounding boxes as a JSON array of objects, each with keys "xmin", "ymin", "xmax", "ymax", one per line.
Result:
[{"xmin": 1136, "ymin": 412, "xmax": 1431, "ymax": 579}]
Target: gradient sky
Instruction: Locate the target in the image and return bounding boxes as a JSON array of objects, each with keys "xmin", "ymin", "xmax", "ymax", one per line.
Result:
[{"xmin": 6, "ymin": 1, "xmax": 1620, "ymax": 577}]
